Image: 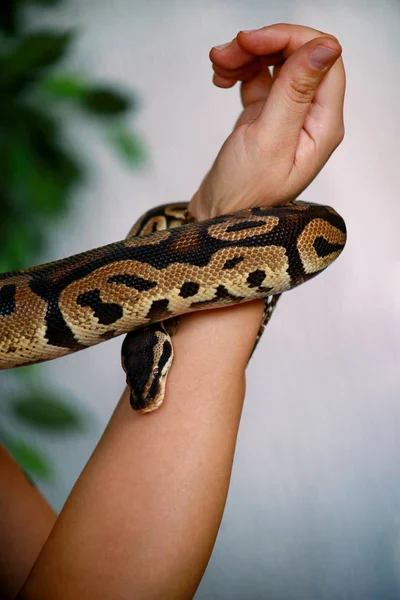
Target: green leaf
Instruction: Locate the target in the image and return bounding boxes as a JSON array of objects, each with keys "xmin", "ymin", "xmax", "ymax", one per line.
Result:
[
  {"xmin": 2, "ymin": 438, "xmax": 52, "ymax": 480},
  {"xmin": 0, "ymin": 31, "xmax": 73, "ymax": 93},
  {"xmin": 41, "ymin": 73, "xmax": 88, "ymax": 99},
  {"xmin": 14, "ymin": 31, "xmax": 73, "ymax": 70},
  {"xmin": 82, "ymin": 87, "xmax": 132, "ymax": 115},
  {"xmin": 3, "ymin": 222, "xmax": 33, "ymax": 268},
  {"xmin": 4, "ymin": 112, "xmax": 82, "ymax": 217},
  {"xmin": 0, "ymin": 256, "xmax": 13, "ymax": 274},
  {"xmin": 110, "ymin": 127, "xmax": 146, "ymax": 167},
  {"xmin": 14, "ymin": 365, "xmax": 39, "ymax": 381},
  {"xmin": 0, "ymin": 205, "xmax": 46, "ymax": 270},
  {"xmin": 11, "ymin": 394, "xmax": 83, "ymax": 431}
]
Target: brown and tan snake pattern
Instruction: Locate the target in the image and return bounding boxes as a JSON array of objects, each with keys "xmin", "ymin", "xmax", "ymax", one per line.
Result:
[{"xmin": 0, "ymin": 201, "xmax": 346, "ymax": 411}]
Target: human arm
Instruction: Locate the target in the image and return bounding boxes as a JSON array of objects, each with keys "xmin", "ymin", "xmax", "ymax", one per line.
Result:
[
  {"xmin": 0, "ymin": 446, "xmax": 56, "ymax": 600},
  {"xmin": 14, "ymin": 24, "xmax": 345, "ymax": 600}
]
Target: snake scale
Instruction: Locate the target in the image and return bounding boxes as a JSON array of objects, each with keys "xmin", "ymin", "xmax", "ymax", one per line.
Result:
[{"xmin": 0, "ymin": 201, "xmax": 346, "ymax": 412}]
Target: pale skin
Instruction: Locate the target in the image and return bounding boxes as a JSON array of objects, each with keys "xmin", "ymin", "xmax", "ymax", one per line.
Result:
[{"xmin": 0, "ymin": 24, "xmax": 345, "ymax": 599}]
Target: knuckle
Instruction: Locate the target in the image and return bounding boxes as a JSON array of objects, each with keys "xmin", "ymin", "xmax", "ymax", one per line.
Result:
[
  {"xmin": 334, "ymin": 122, "xmax": 345, "ymax": 146},
  {"xmin": 283, "ymin": 74, "xmax": 318, "ymax": 104},
  {"xmin": 324, "ymin": 120, "xmax": 345, "ymax": 149},
  {"xmin": 271, "ymin": 23, "xmax": 339, "ymax": 44}
]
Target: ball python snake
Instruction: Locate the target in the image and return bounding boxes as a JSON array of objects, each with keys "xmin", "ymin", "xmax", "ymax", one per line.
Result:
[{"xmin": 0, "ymin": 201, "xmax": 346, "ymax": 412}]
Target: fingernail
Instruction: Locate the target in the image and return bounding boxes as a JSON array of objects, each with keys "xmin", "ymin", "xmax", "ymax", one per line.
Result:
[
  {"xmin": 213, "ymin": 42, "xmax": 231, "ymax": 51},
  {"xmin": 309, "ymin": 46, "xmax": 340, "ymax": 70}
]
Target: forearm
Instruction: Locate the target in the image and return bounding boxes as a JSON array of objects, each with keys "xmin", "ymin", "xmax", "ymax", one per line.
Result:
[
  {"xmin": 17, "ymin": 300, "xmax": 264, "ymax": 600},
  {"xmin": 0, "ymin": 445, "xmax": 56, "ymax": 600}
]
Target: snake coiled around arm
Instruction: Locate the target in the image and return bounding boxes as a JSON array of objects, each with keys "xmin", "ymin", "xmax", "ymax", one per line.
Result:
[{"xmin": 0, "ymin": 201, "xmax": 346, "ymax": 411}]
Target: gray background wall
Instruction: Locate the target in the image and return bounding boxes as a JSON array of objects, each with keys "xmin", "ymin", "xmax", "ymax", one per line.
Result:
[{"xmin": 5, "ymin": 1, "xmax": 400, "ymax": 598}]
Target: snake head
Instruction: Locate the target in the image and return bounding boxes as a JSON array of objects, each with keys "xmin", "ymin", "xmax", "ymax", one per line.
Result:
[{"xmin": 121, "ymin": 321, "xmax": 175, "ymax": 413}]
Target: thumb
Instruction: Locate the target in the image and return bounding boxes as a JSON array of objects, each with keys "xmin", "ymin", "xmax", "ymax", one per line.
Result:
[{"xmin": 253, "ymin": 36, "xmax": 342, "ymax": 156}]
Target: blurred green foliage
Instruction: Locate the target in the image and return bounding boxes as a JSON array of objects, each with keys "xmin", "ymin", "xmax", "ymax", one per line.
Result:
[{"xmin": 0, "ymin": 0, "xmax": 145, "ymax": 480}]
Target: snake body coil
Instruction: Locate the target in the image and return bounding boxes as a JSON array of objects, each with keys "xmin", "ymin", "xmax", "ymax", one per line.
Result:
[{"xmin": 0, "ymin": 201, "xmax": 346, "ymax": 409}]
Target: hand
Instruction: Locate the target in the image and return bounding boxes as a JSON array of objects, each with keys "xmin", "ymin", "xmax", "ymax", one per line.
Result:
[{"xmin": 189, "ymin": 23, "xmax": 345, "ymax": 220}]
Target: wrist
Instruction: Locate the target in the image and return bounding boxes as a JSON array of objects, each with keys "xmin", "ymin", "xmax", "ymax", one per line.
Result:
[
  {"xmin": 188, "ymin": 183, "xmax": 211, "ymax": 222},
  {"xmin": 177, "ymin": 299, "xmax": 265, "ymax": 375}
]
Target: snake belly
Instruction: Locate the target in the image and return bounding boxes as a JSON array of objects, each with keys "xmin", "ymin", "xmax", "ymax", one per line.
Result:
[{"xmin": 0, "ymin": 201, "xmax": 346, "ymax": 403}]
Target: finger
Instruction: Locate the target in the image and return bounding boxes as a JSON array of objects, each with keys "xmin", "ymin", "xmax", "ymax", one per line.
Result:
[
  {"xmin": 234, "ymin": 68, "xmax": 274, "ymax": 128},
  {"xmin": 248, "ymin": 36, "xmax": 342, "ymax": 157},
  {"xmin": 310, "ymin": 54, "xmax": 345, "ymax": 115},
  {"xmin": 209, "ymin": 25, "xmax": 317, "ymax": 85},
  {"xmin": 210, "ymin": 37, "xmax": 254, "ymax": 71},
  {"xmin": 212, "ymin": 60, "xmax": 262, "ymax": 82},
  {"xmin": 212, "ymin": 58, "xmax": 263, "ymax": 81},
  {"xmin": 303, "ymin": 55, "xmax": 346, "ymax": 159},
  {"xmin": 212, "ymin": 74, "xmax": 237, "ymax": 88},
  {"xmin": 240, "ymin": 67, "xmax": 273, "ymax": 110},
  {"xmin": 236, "ymin": 23, "xmax": 337, "ymax": 59},
  {"xmin": 211, "ymin": 24, "xmax": 335, "ymax": 73},
  {"xmin": 238, "ymin": 25, "xmax": 345, "ymax": 123}
]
